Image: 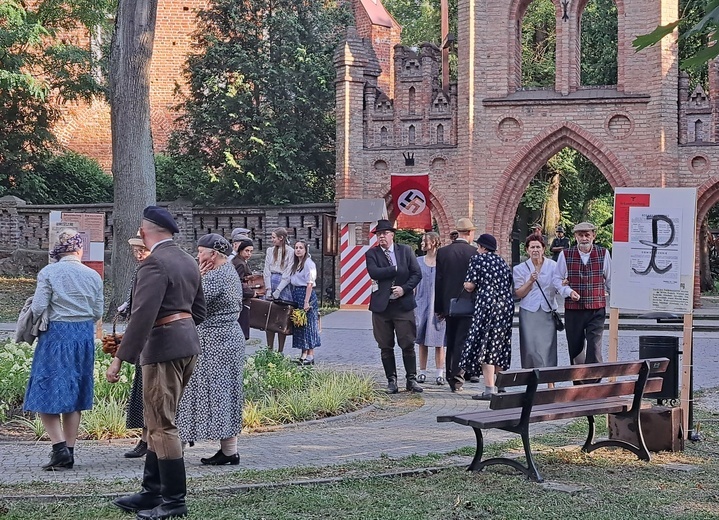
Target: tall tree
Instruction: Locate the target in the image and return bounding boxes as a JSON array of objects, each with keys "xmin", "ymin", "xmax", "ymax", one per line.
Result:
[
  {"xmin": 108, "ymin": 0, "xmax": 158, "ymax": 315},
  {"xmin": 0, "ymin": 0, "xmax": 109, "ymax": 202},
  {"xmin": 168, "ymin": 0, "xmax": 351, "ymax": 205}
]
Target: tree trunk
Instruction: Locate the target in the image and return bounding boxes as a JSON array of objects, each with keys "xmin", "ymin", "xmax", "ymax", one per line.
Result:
[
  {"xmin": 700, "ymin": 217, "xmax": 714, "ymax": 292},
  {"xmin": 543, "ymin": 172, "xmax": 560, "ymax": 234},
  {"xmin": 107, "ymin": 0, "xmax": 158, "ymax": 317}
]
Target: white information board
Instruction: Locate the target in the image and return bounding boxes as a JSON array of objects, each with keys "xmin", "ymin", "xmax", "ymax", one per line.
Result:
[{"xmin": 610, "ymin": 188, "xmax": 697, "ymax": 313}]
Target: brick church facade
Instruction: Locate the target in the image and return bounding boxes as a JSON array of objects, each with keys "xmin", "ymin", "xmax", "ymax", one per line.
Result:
[{"xmin": 334, "ymin": 0, "xmax": 719, "ymax": 301}]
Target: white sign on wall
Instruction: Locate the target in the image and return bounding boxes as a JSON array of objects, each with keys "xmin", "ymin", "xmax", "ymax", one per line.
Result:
[{"xmin": 610, "ymin": 188, "xmax": 697, "ymax": 314}]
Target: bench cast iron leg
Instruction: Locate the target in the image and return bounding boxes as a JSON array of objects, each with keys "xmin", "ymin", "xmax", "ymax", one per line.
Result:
[
  {"xmin": 581, "ymin": 416, "xmax": 596, "ymax": 452},
  {"xmin": 468, "ymin": 427, "xmax": 485, "ymax": 471}
]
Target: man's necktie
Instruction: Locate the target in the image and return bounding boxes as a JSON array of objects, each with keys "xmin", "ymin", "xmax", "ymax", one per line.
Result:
[{"xmin": 384, "ymin": 248, "xmax": 393, "ymax": 266}]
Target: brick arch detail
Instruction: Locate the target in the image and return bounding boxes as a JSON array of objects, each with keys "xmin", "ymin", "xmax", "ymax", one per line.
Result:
[
  {"xmin": 378, "ymin": 183, "xmax": 452, "ymax": 237},
  {"xmin": 487, "ymin": 121, "xmax": 630, "ymax": 255},
  {"xmin": 572, "ymin": 0, "xmax": 624, "ymax": 90},
  {"xmin": 507, "ymin": 0, "xmax": 561, "ymax": 92},
  {"xmin": 693, "ymin": 176, "xmax": 719, "ymax": 306}
]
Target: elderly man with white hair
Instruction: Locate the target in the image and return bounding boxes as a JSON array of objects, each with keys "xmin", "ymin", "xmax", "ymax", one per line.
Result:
[{"xmin": 553, "ymin": 221, "xmax": 611, "ymax": 366}]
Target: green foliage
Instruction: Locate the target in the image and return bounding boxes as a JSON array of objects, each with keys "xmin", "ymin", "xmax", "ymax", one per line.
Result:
[
  {"xmin": 0, "ymin": 340, "xmax": 34, "ymax": 422},
  {"xmin": 169, "ymin": 0, "xmax": 351, "ymax": 205},
  {"xmin": 634, "ymin": 0, "xmax": 719, "ymax": 69},
  {"xmin": 581, "ymin": 0, "xmax": 618, "ymax": 86},
  {"xmin": 521, "ymin": 0, "xmax": 556, "ymax": 88},
  {"xmin": 0, "ymin": 0, "xmax": 112, "ymax": 201},
  {"xmin": 394, "ymin": 229, "xmax": 423, "ymax": 252},
  {"xmin": 243, "ymin": 348, "xmax": 311, "ymax": 401},
  {"xmin": 155, "ymin": 154, "xmax": 214, "ymax": 204},
  {"xmin": 32, "ymin": 152, "xmax": 113, "ymax": 204}
]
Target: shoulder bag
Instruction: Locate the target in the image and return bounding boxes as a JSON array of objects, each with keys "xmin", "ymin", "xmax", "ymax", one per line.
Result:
[
  {"xmin": 448, "ymin": 288, "xmax": 474, "ymax": 318},
  {"xmin": 527, "ymin": 262, "xmax": 564, "ymax": 331}
]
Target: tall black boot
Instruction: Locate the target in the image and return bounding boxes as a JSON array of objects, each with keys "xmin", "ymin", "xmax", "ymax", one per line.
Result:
[
  {"xmin": 136, "ymin": 458, "xmax": 187, "ymax": 519},
  {"xmin": 381, "ymin": 353, "xmax": 398, "ymax": 394},
  {"xmin": 112, "ymin": 450, "xmax": 162, "ymax": 513},
  {"xmin": 403, "ymin": 351, "xmax": 423, "ymax": 393}
]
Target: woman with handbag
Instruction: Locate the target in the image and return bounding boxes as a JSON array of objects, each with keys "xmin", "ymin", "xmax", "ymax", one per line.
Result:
[
  {"xmin": 289, "ymin": 240, "xmax": 321, "ymax": 365},
  {"xmin": 460, "ymin": 234, "xmax": 514, "ymax": 401},
  {"xmin": 23, "ymin": 229, "xmax": 104, "ymax": 470},
  {"xmin": 262, "ymin": 227, "xmax": 293, "ymax": 353},
  {"xmin": 513, "ymin": 235, "xmax": 559, "ymax": 387},
  {"xmin": 177, "ymin": 234, "xmax": 244, "ymax": 465}
]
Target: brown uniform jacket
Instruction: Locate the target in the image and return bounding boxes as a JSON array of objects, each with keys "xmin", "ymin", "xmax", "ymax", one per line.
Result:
[{"xmin": 117, "ymin": 240, "xmax": 206, "ymax": 365}]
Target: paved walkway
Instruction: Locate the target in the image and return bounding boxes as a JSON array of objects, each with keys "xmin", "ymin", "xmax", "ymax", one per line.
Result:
[{"xmin": 1, "ymin": 308, "xmax": 718, "ymax": 485}]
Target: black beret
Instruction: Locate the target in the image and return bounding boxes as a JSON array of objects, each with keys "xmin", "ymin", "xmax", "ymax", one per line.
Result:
[
  {"xmin": 235, "ymin": 238, "xmax": 253, "ymax": 252},
  {"xmin": 198, "ymin": 233, "xmax": 232, "ymax": 256},
  {"xmin": 143, "ymin": 206, "xmax": 180, "ymax": 234}
]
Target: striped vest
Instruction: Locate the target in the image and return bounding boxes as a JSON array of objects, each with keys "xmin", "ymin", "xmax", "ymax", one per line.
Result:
[{"xmin": 564, "ymin": 245, "xmax": 607, "ymax": 310}]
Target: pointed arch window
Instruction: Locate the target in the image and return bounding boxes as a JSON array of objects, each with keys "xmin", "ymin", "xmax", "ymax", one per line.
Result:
[
  {"xmin": 408, "ymin": 87, "xmax": 416, "ymax": 115},
  {"xmin": 437, "ymin": 124, "xmax": 445, "ymax": 144},
  {"xmin": 380, "ymin": 126, "xmax": 389, "ymax": 146},
  {"xmin": 408, "ymin": 125, "xmax": 416, "ymax": 145}
]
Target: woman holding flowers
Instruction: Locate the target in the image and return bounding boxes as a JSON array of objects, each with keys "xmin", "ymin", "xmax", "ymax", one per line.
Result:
[{"xmin": 290, "ymin": 240, "xmax": 321, "ymax": 365}]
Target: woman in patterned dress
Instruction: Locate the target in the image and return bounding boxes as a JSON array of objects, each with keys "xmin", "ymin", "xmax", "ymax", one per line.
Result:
[
  {"xmin": 414, "ymin": 232, "xmax": 446, "ymax": 385},
  {"xmin": 176, "ymin": 233, "xmax": 244, "ymax": 466},
  {"xmin": 262, "ymin": 227, "xmax": 293, "ymax": 352},
  {"xmin": 290, "ymin": 240, "xmax": 321, "ymax": 364},
  {"xmin": 460, "ymin": 233, "xmax": 514, "ymax": 401},
  {"xmin": 121, "ymin": 231, "xmax": 151, "ymax": 459},
  {"xmin": 23, "ymin": 229, "xmax": 104, "ymax": 470}
]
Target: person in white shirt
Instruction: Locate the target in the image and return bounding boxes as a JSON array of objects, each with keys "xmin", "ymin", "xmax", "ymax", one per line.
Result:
[
  {"xmin": 513, "ymin": 235, "xmax": 559, "ymax": 387},
  {"xmin": 262, "ymin": 227, "xmax": 293, "ymax": 352},
  {"xmin": 289, "ymin": 240, "xmax": 321, "ymax": 364}
]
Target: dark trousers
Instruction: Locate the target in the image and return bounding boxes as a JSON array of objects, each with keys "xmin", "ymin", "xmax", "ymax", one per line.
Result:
[
  {"xmin": 371, "ymin": 303, "xmax": 417, "ymax": 379},
  {"xmin": 445, "ymin": 316, "xmax": 472, "ymax": 388},
  {"xmin": 564, "ymin": 308, "xmax": 605, "ymax": 365},
  {"xmin": 143, "ymin": 355, "xmax": 197, "ymax": 460}
]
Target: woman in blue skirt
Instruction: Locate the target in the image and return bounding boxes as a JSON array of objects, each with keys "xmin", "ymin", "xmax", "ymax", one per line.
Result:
[
  {"xmin": 289, "ymin": 240, "xmax": 321, "ymax": 364},
  {"xmin": 23, "ymin": 229, "xmax": 104, "ymax": 470},
  {"xmin": 262, "ymin": 227, "xmax": 293, "ymax": 352}
]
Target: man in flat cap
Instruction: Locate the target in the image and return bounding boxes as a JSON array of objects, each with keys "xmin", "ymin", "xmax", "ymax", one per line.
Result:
[
  {"xmin": 365, "ymin": 219, "xmax": 423, "ymax": 394},
  {"xmin": 553, "ymin": 221, "xmax": 611, "ymax": 366},
  {"xmin": 107, "ymin": 205, "xmax": 206, "ymax": 520},
  {"xmin": 434, "ymin": 218, "xmax": 477, "ymax": 392}
]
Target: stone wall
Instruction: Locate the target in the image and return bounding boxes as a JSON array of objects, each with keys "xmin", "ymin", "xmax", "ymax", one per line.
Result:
[{"xmin": 0, "ymin": 197, "xmax": 338, "ymax": 301}]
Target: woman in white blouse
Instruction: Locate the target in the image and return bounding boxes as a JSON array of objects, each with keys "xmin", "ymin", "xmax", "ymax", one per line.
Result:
[
  {"xmin": 513, "ymin": 234, "xmax": 559, "ymax": 385},
  {"xmin": 262, "ymin": 227, "xmax": 293, "ymax": 352},
  {"xmin": 289, "ymin": 240, "xmax": 321, "ymax": 364}
]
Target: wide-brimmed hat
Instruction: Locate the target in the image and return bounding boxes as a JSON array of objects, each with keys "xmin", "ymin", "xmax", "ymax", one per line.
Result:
[
  {"xmin": 475, "ymin": 233, "xmax": 497, "ymax": 252},
  {"xmin": 573, "ymin": 222, "xmax": 596, "ymax": 233},
  {"xmin": 143, "ymin": 205, "xmax": 179, "ymax": 234},
  {"xmin": 372, "ymin": 219, "xmax": 396, "ymax": 234},
  {"xmin": 198, "ymin": 233, "xmax": 232, "ymax": 256},
  {"xmin": 128, "ymin": 228, "xmax": 146, "ymax": 248},
  {"xmin": 456, "ymin": 218, "xmax": 476, "ymax": 232}
]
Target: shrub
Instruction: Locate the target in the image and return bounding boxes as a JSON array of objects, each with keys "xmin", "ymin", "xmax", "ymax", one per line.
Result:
[
  {"xmin": 34, "ymin": 152, "xmax": 113, "ymax": 204},
  {"xmin": 0, "ymin": 340, "xmax": 35, "ymax": 422}
]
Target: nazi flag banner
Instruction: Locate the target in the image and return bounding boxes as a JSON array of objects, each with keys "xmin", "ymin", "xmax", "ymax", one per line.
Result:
[{"xmin": 391, "ymin": 174, "xmax": 432, "ymax": 230}]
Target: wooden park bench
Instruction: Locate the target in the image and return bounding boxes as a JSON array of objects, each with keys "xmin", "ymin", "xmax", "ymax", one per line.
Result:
[{"xmin": 437, "ymin": 358, "xmax": 669, "ymax": 482}]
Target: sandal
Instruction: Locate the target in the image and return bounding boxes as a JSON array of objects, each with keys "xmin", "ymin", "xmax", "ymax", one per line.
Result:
[
  {"xmin": 435, "ymin": 376, "xmax": 446, "ymax": 386},
  {"xmin": 416, "ymin": 373, "xmax": 426, "ymax": 383}
]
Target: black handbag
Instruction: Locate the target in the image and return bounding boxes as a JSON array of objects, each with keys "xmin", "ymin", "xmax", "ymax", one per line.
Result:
[
  {"xmin": 528, "ymin": 262, "xmax": 564, "ymax": 331},
  {"xmin": 448, "ymin": 289, "xmax": 474, "ymax": 318}
]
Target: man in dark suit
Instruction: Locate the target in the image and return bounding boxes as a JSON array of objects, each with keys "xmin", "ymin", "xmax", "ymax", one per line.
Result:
[
  {"xmin": 434, "ymin": 218, "xmax": 477, "ymax": 392},
  {"xmin": 365, "ymin": 219, "xmax": 423, "ymax": 394},
  {"xmin": 107, "ymin": 206, "xmax": 206, "ymax": 520}
]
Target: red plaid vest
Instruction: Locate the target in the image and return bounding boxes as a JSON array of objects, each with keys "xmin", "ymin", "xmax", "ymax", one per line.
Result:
[{"xmin": 564, "ymin": 245, "xmax": 607, "ymax": 310}]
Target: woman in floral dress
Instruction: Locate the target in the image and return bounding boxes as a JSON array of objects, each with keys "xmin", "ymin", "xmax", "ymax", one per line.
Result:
[
  {"xmin": 460, "ymin": 233, "xmax": 514, "ymax": 401},
  {"xmin": 177, "ymin": 233, "xmax": 244, "ymax": 465}
]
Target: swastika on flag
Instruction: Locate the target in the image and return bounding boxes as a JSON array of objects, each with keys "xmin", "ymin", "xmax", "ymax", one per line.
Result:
[{"xmin": 398, "ymin": 189, "xmax": 427, "ymax": 216}]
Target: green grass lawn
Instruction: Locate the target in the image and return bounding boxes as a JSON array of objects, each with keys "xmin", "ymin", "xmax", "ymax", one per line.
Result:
[{"xmin": 1, "ymin": 408, "xmax": 717, "ymax": 519}]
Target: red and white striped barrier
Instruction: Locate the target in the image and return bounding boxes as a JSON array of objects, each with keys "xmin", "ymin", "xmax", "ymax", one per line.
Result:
[{"xmin": 339, "ymin": 224, "xmax": 377, "ymax": 307}]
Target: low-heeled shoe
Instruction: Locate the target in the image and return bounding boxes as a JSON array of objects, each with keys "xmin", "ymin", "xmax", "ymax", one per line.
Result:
[
  {"xmin": 42, "ymin": 447, "xmax": 73, "ymax": 470},
  {"xmin": 200, "ymin": 450, "xmax": 240, "ymax": 466}
]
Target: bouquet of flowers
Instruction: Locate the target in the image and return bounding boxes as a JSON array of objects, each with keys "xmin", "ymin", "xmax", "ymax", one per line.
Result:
[{"xmin": 290, "ymin": 308, "xmax": 307, "ymax": 327}]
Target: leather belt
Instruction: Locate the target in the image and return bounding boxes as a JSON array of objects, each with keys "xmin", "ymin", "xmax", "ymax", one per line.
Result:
[{"xmin": 154, "ymin": 312, "xmax": 192, "ymax": 327}]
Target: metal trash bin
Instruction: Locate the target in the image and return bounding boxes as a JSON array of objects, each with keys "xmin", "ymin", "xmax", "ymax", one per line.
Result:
[{"xmin": 639, "ymin": 336, "xmax": 679, "ymax": 401}]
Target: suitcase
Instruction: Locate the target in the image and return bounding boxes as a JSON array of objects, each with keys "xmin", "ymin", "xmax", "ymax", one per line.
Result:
[
  {"xmin": 249, "ymin": 298, "xmax": 294, "ymax": 335},
  {"xmin": 245, "ymin": 274, "xmax": 266, "ymax": 297},
  {"xmin": 608, "ymin": 406, "xmax": 684, "ymax": 452}
]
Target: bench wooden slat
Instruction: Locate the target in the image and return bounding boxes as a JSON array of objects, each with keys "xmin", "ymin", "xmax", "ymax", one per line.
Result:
[
  {"xmin": 495, "ymin": 358, "xmax": 669, "ymax": 388},
  {"xmin": 490, "ymin": 377, "xmax": 663, "ymax": 410},
  {"xmin": 438, "ymin": 397, "xmax": 631, "ymax": 429}
]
